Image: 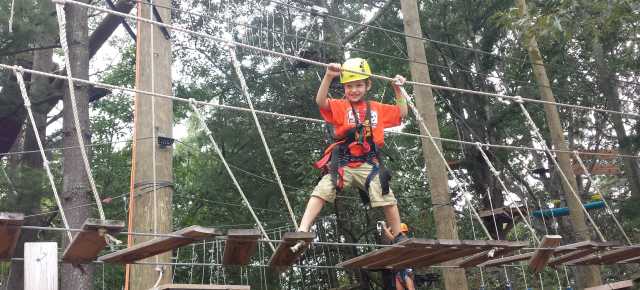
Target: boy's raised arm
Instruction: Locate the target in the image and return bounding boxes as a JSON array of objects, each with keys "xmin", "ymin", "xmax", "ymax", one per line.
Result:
[
  {"xmin": 316, "ymin": 63, "xmax": 341, "ymax": 109},
  {"xmin": 392, "ymin": 75, "xmax": 408, "ymax": 119}
]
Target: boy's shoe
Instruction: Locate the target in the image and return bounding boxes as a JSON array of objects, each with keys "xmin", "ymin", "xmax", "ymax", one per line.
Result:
[{"xmin": 393, "ymin": 233, "xmax": 408, "ymax": 244}]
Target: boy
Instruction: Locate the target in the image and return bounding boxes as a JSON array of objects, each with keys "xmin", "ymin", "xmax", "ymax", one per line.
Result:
[{"xmin": 297, "ymin": 57, "xmax": 408, "ymax": 243}]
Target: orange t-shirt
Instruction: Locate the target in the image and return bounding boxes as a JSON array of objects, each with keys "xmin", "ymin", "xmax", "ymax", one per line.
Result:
[{"xmin": 319, "ymin": 99, "xmax": 402, "ymax": 147}]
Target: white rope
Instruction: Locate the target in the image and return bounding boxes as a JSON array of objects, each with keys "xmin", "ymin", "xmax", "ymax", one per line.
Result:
[
  {"xmin": 517, "ymin": 100, "xmax": 606, "ymax": 242},
  {"xmin": 188, "ymin": 99, "xmax": 276, "ymax": 252},
  {"xmin": 486, "ymin": 187, "xmax": 512, "ymax": 285},
  {"xmin": 507, "ymin": 206, "xmax": 529, "ymax": 289},
  {"xmin": 400, "ymin": 87, "xmax": 493, "ymax": 239},
  {"xmin": 13, "ymin": 67, "xmax": 72, "ymax": 242},
  {"xmin": 54, "ymin": 1, "xmax": 106, "ymax": 220},
  {"xmin": 2, "ymin": 63, "xmax": 639, "ymax": 160},
  {"xmin": 1, "ymin": 164, "xmax": 19, "ymax": 197},
  {"xmin": 573, "ymin": 151, "xmax": 632, "ymax": 245},
  {"xmin": 8, "ymin": 0, "xmax": 16, "ymax": 33},
  {"xmin": 475, "ymin": 143, "xmax": 541, "ymax": 244},
  {"xmin": 227, "ymin": 45, "xmax": 298, "ymax": 229},
  {"xmin": 55, "ymin": 0, "xmax": 640, "ymax": 120}
]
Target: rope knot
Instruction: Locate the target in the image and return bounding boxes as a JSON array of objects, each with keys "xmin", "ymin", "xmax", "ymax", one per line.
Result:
[{"xmin": 513, "ymin": 96, "xmax": 524, "ymax": 104}]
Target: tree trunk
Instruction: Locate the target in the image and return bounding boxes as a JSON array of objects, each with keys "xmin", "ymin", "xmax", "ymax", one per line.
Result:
[
  {"xmin": 59, "ymin": 1, "xmax": 94, "ymax": 289},
  {"xmin": 515, "ymin": 0, "xmax": 602, "ymax": 287},
  {"xmin": 399, "ymin": 1, "xmax": 470, "ymax": 289},
  {"xmin": 591, "ymin": 39, "xmax": 640, "ymax": 204}
]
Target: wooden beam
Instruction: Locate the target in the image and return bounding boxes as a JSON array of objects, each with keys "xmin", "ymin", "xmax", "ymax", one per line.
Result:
[
  {"xmin": 99, "ymin": 226, "xmax": 221, "ymax": 264},
  {"xmin": 222, "ymin": 229, "xmax": 261, "ymax": 266},
  {"xmin": 458, "ymin": 247, "xmax": 520, "ymax": 268},
  {"xmin": 549, "ymin": 241, "xmax": 617, "ymax": 266},
  {"xmin": 0, "ymin": 212, "xmax": 24, "ymax": 260},
  {"xmin": 528, "ymin": 235, "xmax": 562, "ymax": 273},
  {"xmin": 62, "ymin": 218, "xmax": 124, "ymax": 263},
  {"xmin": 584, "ymin": 280, "xmax": 633, "ymax": 290},
  {"xmin": 396, "ymin": 240, "xmax": 485, "ymax": 269},
  {"xmin": 151, "ymin": 284, "xmax": 250, "ymax": 290},
  {"xmin": 268, "ymin": 232, "xmax": 315, "ymax": 271},
  {"xmin": 570, "ymin": 246, "xmax": 640, "ymax": 265},
  {"xmin": 24, "ymin": 242, "xmax": 58, "ymax": 290},
  {"xmin": 480, "ymin": 252, "xmax": 534, "ymax": 267}
]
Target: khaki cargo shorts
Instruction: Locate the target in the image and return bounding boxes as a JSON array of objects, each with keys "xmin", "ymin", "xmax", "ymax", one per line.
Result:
[{"xmin": 311, "ymin": 163, "xmax": 397, "ymax": 208}]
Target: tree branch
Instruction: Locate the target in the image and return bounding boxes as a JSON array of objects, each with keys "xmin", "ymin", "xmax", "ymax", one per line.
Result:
[{"xmin": 341, "ymin": 0, "xmax": 395, "ymax": 45}]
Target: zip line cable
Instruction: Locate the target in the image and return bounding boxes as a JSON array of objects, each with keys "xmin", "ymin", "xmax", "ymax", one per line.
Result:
[
  {"xmin": 52, "ymin": 0, "xmax": 640, "ymax": 119},
  {"xmin": 573, "ymin": 152, "xmax": 632, "ymax": 245},
  {"xmin": 189, "ymin": 99, "xmax": 276, "ymax": 252},
  {"xmin": 517, "ymin": 100, "xmax": 607, "ymax": 242},
  {"xmin": 145, "ymin": 0, "xmax": 640, "ymax": 106},
  {"xmin": 228, "ymin": 45, "xmax": 298, "ymax": 229},
  {"xmin": 2, "ymin": 63, "xmax": 638, "ymax": 162},
  {"xmin": 13, "ymin": 67, "xmax": 73, "ymax": 242},
  {"xmin": 264, "ymin": 0, "xmax": 640, "ymax": 88},
  {"xmin": 54, "ymin": 1, "xmax": 107, "ymax": 220}
]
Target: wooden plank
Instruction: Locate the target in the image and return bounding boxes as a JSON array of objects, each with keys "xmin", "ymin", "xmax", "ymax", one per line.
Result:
[
  {"xmin": 151, "ymin": 284, "xmax": 250, "ymax": 290},
  {"xmin": 549, "ymin": 249, "xmax": 596, "ymax": 266},
  {"xmin": 528, "ymin": 235, "xmax": 562, "ymax": 273},
  {"xmin": 480, "ymin": 252, "xmax": 533, "ymax": 267},
  {"xmin": 571, "ymin": 246, "xmax": 640, "ymax": 265},
  {"xmin": 337, "ymin": 238, "xmax": 416, "ymax": 268},
  {"xmin": 389, "ymin": 239, "xmax": 488, "ymax": 269},
  {"xmin": 458, "ymin": 247, "xmax": 520, "ymax": 268},
  {"xmin": 24, "ymin": 242, "xmax": 58, "ymax": 290},
  {"xmin": 222, "ymin": 229, "xmax": 261, "ymax": 266},
  {"xmin": 0, "ymin": 212, "xmax": 24, "ymax": 260},
  {"xmin": 268, "ymin": 232, "xmax": 315, "ymax": 271},
  {"xmin": 62, "ymin": 218, "xmax": 125, "ymax": 263},
  {"xmin": 408, "ymin": 244, "xmax": 486, "ymax": 269},
  {"xmin": 381, "ymin": 239, "xmax": 461, "ymax": 269},
  {"xmin": 99, "ymin": 226, "xmax": 221, "ymax": 264},
  {"xmin": 584, "ymin": 280, "xmax": 633, "ymax": 290}
]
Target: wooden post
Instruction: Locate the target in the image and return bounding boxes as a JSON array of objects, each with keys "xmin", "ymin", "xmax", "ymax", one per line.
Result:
[
  {"xmin": 24, "ymin": 242, "xmax": 58, "ymax": 290},
  {"xmin": 515, "ymin": 0, "xmax": 602, "ymax": 286},
  {"xmin": 128, "ymin": 0, "xmax": 174, "ymax": 289},
  {"xmin": 398, "ymin": 1, "xmax": 469, "ymax": 289}
]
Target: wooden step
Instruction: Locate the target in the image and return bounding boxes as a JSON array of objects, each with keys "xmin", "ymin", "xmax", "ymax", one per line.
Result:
[
  {"xmin": 584, "ymin": 280, "xmax": 633, "ymax": 290},
  {"xmin": 222, "ymin": 229, "xmax": 261, "ymax": 266},
  {"xmin": 268, "ymin": 232, "xmax": 315, "ymax": 272},
  {"xmin": 528, "ymin": 235, "xmax": 561, "ymax": 273},
  {"xmin": 0, "ymin": 212, "xmax": 24, "ymax": 260},
  {"xmin": 570, "ymin": 246, "xmax": 640, "ymax": 265},
  {"xmin": 150, "ymin": 284, "xmax": 250, "ymax": 290},
  {"xmin": 62, "ymin": 218, "xmax": 125, "ymax": 263},
  {"xmin": 549, "ymin": 241, "xmax": 617, "ymax": 266},
  {"xmin": 339, "ymin": 239, "xmax": 527, "ymax": 270},
  {"xmin": 99, "ymin": 226, "xmax": 221, "ymax": 264},
  {"xmin": 480, "ymin": 252, "xmax": 534, "ymax": 267},
  {"xmin": 457, "ymin": 241, "xmax": 528, "ymax": 268}
]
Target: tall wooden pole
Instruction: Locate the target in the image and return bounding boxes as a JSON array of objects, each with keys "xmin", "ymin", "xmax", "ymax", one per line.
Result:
[
  {"xmin": 128, "ymin": 1, "xmax": 174, "ymax": 289},
  {"xmin": 515, "ymin": 0, "xmax": 602, "ymax": 287},
  {"xmin": 399, "ymin": 1, "xmax": 469, "ymax": 289}
]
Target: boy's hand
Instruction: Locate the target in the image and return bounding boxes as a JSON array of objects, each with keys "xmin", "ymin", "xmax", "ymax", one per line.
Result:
[
  {"xmin": 325, "ymin": 63, "xmax": 341, "ymax": 79},
  {"xmin": 392, "ymin": 75, "xmax": 406, "ymax": 87}
]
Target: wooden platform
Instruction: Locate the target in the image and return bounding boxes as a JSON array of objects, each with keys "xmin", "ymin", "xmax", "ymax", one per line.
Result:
[
  {"xmin": 223, "ymin": 229, "xmax": 261, "ymax": 266},
  {"xmin": 528, "ymin": 235, "xmax": 561, "ymax": 273},
  {"xmin": 570, "ymin": 246, "xmax": 640, "ymax": 265},
  {"xmin": 150, "ymin": 284, "xmax": 250, "ymax": 290},
  {"xmin": 584, "ymin": 280, "xmax": 633, "ymax": 290},
  {"xmin": 62, "ymin": 218, "xmax": 124, "ymax": 263},
  {"xmin": 0, "ymin": 212, "xmax": 24, "ymax": 260},
  {"xmin": 338, "ymin": 239, "xmax": 528, "ymax": 270},
  {"xmin": 268, "ymin": 232, "xmax": 315, "ymax": 271},
  {"xmin": 549, "ymin": 241, "xmax": 617, "ymax": 266},
  {"xmin": 99, "ymin": 226, "xmax": 221, "ymax": 264}
]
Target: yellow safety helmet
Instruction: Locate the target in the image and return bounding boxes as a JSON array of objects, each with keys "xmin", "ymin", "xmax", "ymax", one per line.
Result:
[
  {"xmin": 400, "ymin": 223, "xmax": 409, "ymax": 233},
  {"xmin": 340, "ymin": 58, "xmax": 371, "ymax": 84}
]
